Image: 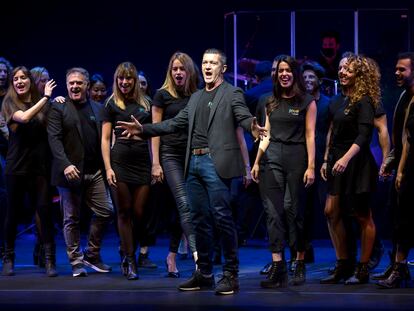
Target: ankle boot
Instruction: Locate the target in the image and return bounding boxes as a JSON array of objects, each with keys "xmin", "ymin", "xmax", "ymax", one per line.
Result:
[
  {"xmin": 289, "ymin": 260, "xmax": 306, "ymax": 286},
  {"xmin": 320, "ymin": 259, "xmax": 354, "ymax": 284},
  {"xmin": 125, "ymin": 256, "xmax": 139, "ymax": 280},
  {"xmin": 44, "ymin": 244, "xmax": 58, "ymax": 277},
  {"xmin": 372, "ymin": 251, "xmax": 394, "ymax": 280},
  {"xmin": 2, "ymin": 251, "xmax": 15, "ymax": 276},
  {"xmin": 377, "ymin": 262, "xmax": 412, "ymax": 289},
  {"xmin": 345, "ymin": 262, "xmax": 369, "ymax": 285},
  {"xmin": 260, "ymin": 260, "xmax": 288, "ymax": 288}
]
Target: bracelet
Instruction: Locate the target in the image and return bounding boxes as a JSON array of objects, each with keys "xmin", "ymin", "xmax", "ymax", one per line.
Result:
[{"xmin": 43, "ymin": 95, "xmax": 51, "ymax": 100}]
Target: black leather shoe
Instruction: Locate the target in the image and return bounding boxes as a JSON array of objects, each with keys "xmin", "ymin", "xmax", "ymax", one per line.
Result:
[
  {"xmin": 125, "ymin": 256, "xmax": 139, "ymax": 280},
  {"xmin": 372, "ymin": 251, "xmax": 394, "ymax": 280},
  {"xmin": 138, "ymin": 252, "xmax": 157, "ymax": 269},
  {"xmin": 260, "ymin": 260, "xmax": 288, "ymax": 288},
  {"xmin": 345, "ymin": 262, "xmax": 369, "ymax": 285},
  {"xmin": 377, "ymin": 262, "xmax": 412, "ymax": 289},
  {"xmin": 320, "ymin": 259, "xmax": 354, "ymax": 284},
  {"xmin": 289, "ymin": 260, "xmax": 306, "ymax": 286},
  {"xmin": 165, "ymin": 260, "xmax": 180, "ymax": 278},
  {"xmin": 368, "ymin": 242, "xmax": 384, "ymax": 271}
]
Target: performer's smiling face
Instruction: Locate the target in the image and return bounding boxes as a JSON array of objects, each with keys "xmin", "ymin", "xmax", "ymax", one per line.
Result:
[{"xmin": 67, "ymin": 72, "xmax": 88, "ymax": 102}]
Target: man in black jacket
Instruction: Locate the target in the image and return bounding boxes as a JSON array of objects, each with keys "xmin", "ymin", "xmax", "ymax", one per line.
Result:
[
  {"xmin": 118, "ymin": 48, "xmax": 265, "ymax": 295},
  {"xmin": 47, "ymin": 67, "xmax": 113, "ymax": 277}
]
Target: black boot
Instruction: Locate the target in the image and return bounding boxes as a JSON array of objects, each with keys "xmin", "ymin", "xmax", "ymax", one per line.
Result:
[
  {"xmin": 289, "ymin": 260, "xmax": 306, "ymax": 286},
  {"xmin": 345, "ymin": 262, "xmax": 369, "ymax": 285},
  {"xmin": 320, "ymin": 259, "xmax": 354, "ymax": 284},
  {"xmin": 44, "ymin": 244, "xmax": 58, "ymax": 277},
  {"xmin": 372, "ymin": 251, "xmax": 394, "ymax": 280},
  {"xmin": 125, "ymin": 255, "xmax": 139, "ymax": 280},
  {"xmin": 377, "ymin": 262, "xmax": 412, "ymax": 289},
  {"xmin": 260, "ymin": 260, "xmax": 288, "ymax": 288},
  {"xmin": 2, "ymin": 250, "xmax": 15, "ymax": 276}
]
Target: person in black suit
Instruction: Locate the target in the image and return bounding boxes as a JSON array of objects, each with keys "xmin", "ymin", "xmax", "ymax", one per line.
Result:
[
  {"xmin": 47, "ymin": 67, "xmax": 113, "ymax": 277},
  {"xmin": 117, "ymin": 48, "xmax": 266, "ymax": 295}
]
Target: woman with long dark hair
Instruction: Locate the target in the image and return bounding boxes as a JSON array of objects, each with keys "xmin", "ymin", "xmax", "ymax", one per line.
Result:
[
  {"xmin": 1, "ymin": 66, "xmax": 57, "ymax": 277},
  {"xmin": 252, "ymin": 55, "xmax": 316, "ymax": 287}
]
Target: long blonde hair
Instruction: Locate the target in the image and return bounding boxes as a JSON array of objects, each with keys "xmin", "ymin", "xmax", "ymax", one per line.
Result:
[
  {"xmin": 109, "ymin": 62, "xmax": 149, "ymax": 111},
  {"xmin": 160, "ymin": 52, "xmax": 199, "ymax": 98}
]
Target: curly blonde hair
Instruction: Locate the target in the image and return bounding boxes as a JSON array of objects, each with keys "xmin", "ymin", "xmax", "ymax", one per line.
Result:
[{"xmin": 346, "ymin": 55, "xmax": 381, "ymax": 108}]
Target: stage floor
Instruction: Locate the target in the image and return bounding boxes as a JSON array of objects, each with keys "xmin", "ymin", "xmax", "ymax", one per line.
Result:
[{"xmin": 0, "ymin": 232, "xmax": 413, "ymax": 311}]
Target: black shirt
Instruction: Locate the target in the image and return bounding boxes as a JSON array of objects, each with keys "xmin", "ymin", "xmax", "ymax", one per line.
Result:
[
  {"xmin": 328, "ymin": 94, "xmax": 375, "ymax": 150},
  {"xmin": 152, "ymin": 89, "xmax": 189, "ymax": 150},
  {"xmin": 393, "ymin": 91, "xmax": 412, "ymax": 160},
  {"xmin": 5, "ymin": 105, "xmax": 50, "ymax": 176},
  {"xmin": 191, "ymin": 88, "xmax": 218, "ymax": 149},
  {"xmin": 268, "ymin": 93, "xmax": 314, "ymax": 144},
  {"xmin": 75, "ymin": 101, "xmax": 100, "ymax": 174}
]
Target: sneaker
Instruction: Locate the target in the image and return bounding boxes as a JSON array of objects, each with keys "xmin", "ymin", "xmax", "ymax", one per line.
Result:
[
  {"xmin": 215, "ymin": 271, "xmax": 239, "ymax": 295},
  {"xmin": 72, "ymin": 263, "xmax": 88, "ymax": 277},
  {"xmin": 178, "ymin": 270, "xmax": 215, "ymax": 291},
  {"xmin": 138, "ymin": 252, "xmax": 157, "ymax": 269},
  {"xmin": 83, "ymin": 254, "xmax": 112, "ymax": 273}
]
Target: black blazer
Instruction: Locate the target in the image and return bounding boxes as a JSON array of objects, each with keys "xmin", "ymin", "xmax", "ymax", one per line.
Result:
[
  {"xmin": 47, "ymin": 98, "xmax": 103, "ymax": 187},
  {"xmin": 143, "ymin": 81, "xmax": 254, "ymax": 179}
]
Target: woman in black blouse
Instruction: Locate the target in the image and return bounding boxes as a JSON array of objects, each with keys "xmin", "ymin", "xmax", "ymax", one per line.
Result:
[
  {"xmin": 1, "ymin": 66, "xmax": 57, "ymax": 277},
  {"xmin": 251, "ymin": 55, "xmax": 316, "ymax": 287},
  {"xmin": 101, "ymin": 62, "xmax": 151, "ymax": 280},
  {"xmin": 151, "ymin": 52, "xmax": 200, "ymax": 277},
  {"xmin": 320, "ymin": 55, "xmax": 379, "ymax": 285}
]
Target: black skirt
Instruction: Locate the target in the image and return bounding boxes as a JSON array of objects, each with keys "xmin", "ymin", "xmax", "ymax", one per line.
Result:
[
  {"xmin": 111, "ymin": 140, "xmax": 151, "ymax": 185},
  {"xmin": 327, "ymin": 146, "xmax": 378, "ymax": 195}
]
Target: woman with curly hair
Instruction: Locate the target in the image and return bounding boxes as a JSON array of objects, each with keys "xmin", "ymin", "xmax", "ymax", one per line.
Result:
[{"xmin": 320, "ymin": 54, "xmax": 380, "ymax": 285}]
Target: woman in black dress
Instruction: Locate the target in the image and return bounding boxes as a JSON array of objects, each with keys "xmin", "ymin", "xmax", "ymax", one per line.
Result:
[
  {"xmin": 101, "ymin": 62, "xmax": 151, "ymax": 280},
  {"xmin": 251, "ymin": 55, "xmax": 316, "ymax": 287},
  {"xmin": 1, "ymin": 66, "xmax": 57, "ymax": 277},
  {"xmin": 151, "ymin": 52, "xmax": 200, "ymax": 277},
  {"xmin": 320, "ymin": 54, "xmax": 379, "ymax": 285}
]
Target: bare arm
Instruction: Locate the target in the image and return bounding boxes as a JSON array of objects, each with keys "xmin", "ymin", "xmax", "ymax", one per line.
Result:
[
  {"xmin": 13, "ymin": 80, "xmax": 56, "ymax": 123},
  {"xmin": 101, "ymin": 121, "xmax": 116, "ymax": 187},
  {"xmin": 151, "ymin": 105, "xmax": 164, "ymax": 183},
  {"xmin": 374, "ymin": 114, "xmax": 391, "ymax": 175},
  {"xmin": 251, "ymin": 113, "xmax": 271, "ymax": 183},
  {"xmin": 304, "ymin": 100, "xmax": 317, "ymax": 187},
  {"xmin": 320, "ymin": 122, "xmax": 333, "ymax": 181}
]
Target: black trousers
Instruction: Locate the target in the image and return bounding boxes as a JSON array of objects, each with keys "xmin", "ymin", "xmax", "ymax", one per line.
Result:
[
  {"xmin": 262, "ymin": 142, "xmax": 308, "ymax": 253},
  {"xmin": 4, "ymin": 174, "xmax": 54, "ymax": 257}
]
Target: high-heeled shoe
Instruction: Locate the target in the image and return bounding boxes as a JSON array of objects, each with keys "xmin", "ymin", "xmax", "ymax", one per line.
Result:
[
  {"xmin": 377, "ymin": 262, "xmax": 412, "ymax": 289},
  {"xmin": 165, "ymin": 260, "xmax": 180, "ymax": 278},
  {"xmin": 125, "ymin": 256, "xmax": 139, "ymax": 280}
]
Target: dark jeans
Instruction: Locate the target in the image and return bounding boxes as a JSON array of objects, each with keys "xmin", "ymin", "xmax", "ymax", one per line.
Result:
[
  {"xmin": 4, "ymin": 174, "xmax": 54, "ymax": 257},
  {"xmin": 186, "ymin": 154, "xmax": 238, "ymax": 275},
  {"xmin": 262, "ymin": 142, "xmax": 308, "ymax": 254},
  {"xmin": 161, "ymin": 151, "xmax": 196, "ymax": 254},
  {"xmin": 58, "ymin": 170, "xmax": 113, "ymax": 265}
]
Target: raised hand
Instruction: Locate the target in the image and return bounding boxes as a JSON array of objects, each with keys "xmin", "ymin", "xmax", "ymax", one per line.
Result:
[
  {"xmin": 44, "ymin": 79, "xmax": 57, "ymax": 97},
  {"xmin": 116, "ymin": 115, "xmax": 143, "ymax": 138}
]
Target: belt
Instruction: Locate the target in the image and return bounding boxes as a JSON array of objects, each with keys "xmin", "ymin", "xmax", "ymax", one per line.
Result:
[{"xmin": 192, "ymin": 147, "xmax": 210, "ymax": 155}]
